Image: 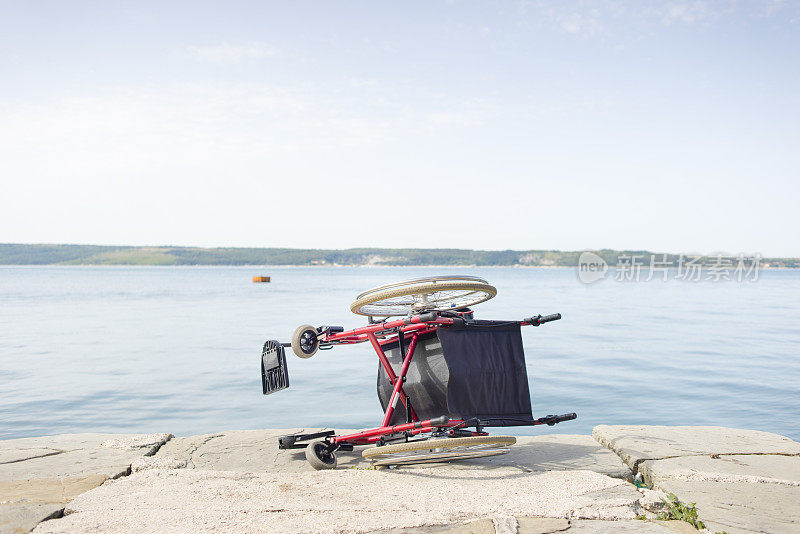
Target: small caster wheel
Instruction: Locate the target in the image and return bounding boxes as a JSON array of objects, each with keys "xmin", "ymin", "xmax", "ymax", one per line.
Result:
[
  {"xmin": 305, "ymin": 440, "xmax": 337, "ymax": 470},
  {"xmin": 291, "ymin": 324, "xmax": 318, "ymax": 358}
]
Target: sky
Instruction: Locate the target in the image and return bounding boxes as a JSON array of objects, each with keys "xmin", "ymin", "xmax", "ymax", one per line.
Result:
[{"xmin": 1, "ymin": 1, "xmax": 798, "ymax": 255}]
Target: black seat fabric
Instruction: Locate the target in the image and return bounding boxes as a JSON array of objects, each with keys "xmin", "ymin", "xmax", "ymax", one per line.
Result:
[{"xmin": 377, "ymin": 320, "xmax": 534, "ymax": 427}]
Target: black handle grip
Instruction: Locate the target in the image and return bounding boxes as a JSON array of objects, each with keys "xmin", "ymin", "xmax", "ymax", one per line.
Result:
[
  {"xmin": 534, "ymin": 412, "xmax": 577, "ymax": 426},
  {"xmin": 524, "ymin": 313, "xmax": 562, "ymax": 326},
  {"xmin": 428, "ymin": 415, "xmax": 450, "ymax": 426},
  {"xmin": 540, "ymin": 313, "xmax": 561, "ymax": 323},
  {"xmin": 417, "ymin": 311, "xmax": 438, "ymax": 322}
]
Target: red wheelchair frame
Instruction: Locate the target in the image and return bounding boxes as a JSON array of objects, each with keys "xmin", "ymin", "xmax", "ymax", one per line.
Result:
[{"xmin": 276, "ymin": 310, "xmax": 575, "ymax": 453}]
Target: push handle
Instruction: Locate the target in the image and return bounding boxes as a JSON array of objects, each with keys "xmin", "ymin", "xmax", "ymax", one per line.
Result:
[
  {"xmin": 524, "ymin": 313, "xmax": 562, "ymax": 326},
  {"xmin": 534, "ymin": 412, "xmax": 577, "ymax": 426}
]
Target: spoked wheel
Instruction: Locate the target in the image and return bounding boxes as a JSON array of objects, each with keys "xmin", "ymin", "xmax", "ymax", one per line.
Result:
[
  {"xmin": 362, "ymin": 436, "xmax": 515, "ymax": 466},
  {"xmin": 291, "ymin": 324, "xmax": 318, "ymax": 358},
  {"xmin": 350, "ymin": 276, "xmax": 497, "ymax": 317},
  {"xmin": 305, "ymin": 440, "xmax": 338, "ymax": 470}
]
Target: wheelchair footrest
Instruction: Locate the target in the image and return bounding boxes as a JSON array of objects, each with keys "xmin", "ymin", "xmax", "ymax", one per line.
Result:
[
  {"xmin": 278, "ymin": 430, "xmax": 336, "ymax": 449},
  {"xmin": 261, "ymin": 340, "xmax": 290, "ymax": 395}
]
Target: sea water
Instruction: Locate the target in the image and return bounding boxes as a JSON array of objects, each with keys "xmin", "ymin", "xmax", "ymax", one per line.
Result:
[{"xmin": 1, "ymin": 266, "xmax": 798, "ymax": 440}]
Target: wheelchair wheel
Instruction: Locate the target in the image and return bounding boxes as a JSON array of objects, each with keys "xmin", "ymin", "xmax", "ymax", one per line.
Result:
[
  {"xmin": 361, "ymin": 436, "xmax": 515, "ymax": 466},
  {"xmin": 291, "ymin": 324, "xmax": 318, "ymax": 358},
  {"xmin": 350, "ymin": 277, "xmax": 497, "ymax": 317},
  {"xmin": 305, "ymin": 440, "xmax": 337, "ymax": 470}
]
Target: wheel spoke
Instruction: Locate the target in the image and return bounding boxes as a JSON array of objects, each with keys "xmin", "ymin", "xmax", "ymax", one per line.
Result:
[{"xmin": 351, "ymin": 279, "xmax": 497, "ymax": 316}]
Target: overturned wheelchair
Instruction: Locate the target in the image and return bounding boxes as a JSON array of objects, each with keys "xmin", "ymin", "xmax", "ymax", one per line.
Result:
[{"xmin": 260, "ymin": 276, "xmax": 576, "ymax": 470}]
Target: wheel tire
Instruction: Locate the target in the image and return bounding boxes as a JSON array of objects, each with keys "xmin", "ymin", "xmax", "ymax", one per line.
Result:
[
  {"xmin": 291, "ymin": 324, "xmax": 318, "ymax": 358},
  {"xmin": 305, "ymin": 440, "xmax": 337, "ymax": 470},
  {"xmin": 350, "ymin": 281, "xmax": 497, "ymax": 317},
  {"xmin": 362, "ymin": 435, "xmax": 515, "ymax": 466},
  {"xmin": 370, "ymin": 449, "xmax": 505, "ymax": 466}
]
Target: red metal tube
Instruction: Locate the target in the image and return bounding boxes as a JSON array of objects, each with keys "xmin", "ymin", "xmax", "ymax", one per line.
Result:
[
  {"xmin": 367, "ymin": 332, "xmax": 418, "ymax": 421},
  {"xmin": 381, "ymin": 333, "xmax": 418, "ymax": 427},
  {"xmin": 333, "ymin": 417, "xmax": 463, "ymax": 445},
  {"xmin": 368, "ymin": 332, "xmax": 397, "ymax": 384},
  {"xmin": 322, "ymin": 315, "xmax": 453, "ymax": 344}
]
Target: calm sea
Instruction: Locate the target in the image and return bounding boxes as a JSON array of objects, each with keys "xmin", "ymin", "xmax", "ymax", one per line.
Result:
[{"xmin": 1, "ymin": 266, "xmax": 798, "ymax": 441}]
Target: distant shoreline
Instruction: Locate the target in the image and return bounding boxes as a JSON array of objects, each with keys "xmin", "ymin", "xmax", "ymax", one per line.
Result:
[
  {"xmin": 1, "ymin": 243, "xmax": 797, "ymax": 268},
  {"xmin": 2, "ymin": 264, "xmax": 798, "ymax": 270},
  {"xmin": 0, "ymin": 263, "xmax": 575, "ymax": 269}
]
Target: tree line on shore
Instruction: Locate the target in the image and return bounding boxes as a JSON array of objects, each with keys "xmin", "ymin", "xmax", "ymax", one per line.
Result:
[{"xmin": 1, "ymin": 243, "xmax": 797, "ymax": 268}]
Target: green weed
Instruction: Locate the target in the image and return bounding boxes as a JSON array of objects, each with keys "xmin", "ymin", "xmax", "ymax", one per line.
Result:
[{"xmin": 656, "ymin": 493, "xmax": 706, "ymax": 530}]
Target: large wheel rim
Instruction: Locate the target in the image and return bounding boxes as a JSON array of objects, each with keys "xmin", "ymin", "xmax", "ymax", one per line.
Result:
[
  {"xmin": 356, "ymin": 276, "xmax": 490, "ymax": 299},
  {"xmin": 351, "ymin": 278, "xmax": 497, "ymax": 317},
  {"xmin": 362, "ymin": 436, "xmax": 515, "ymax": 466},
  {"xmin": 371, "ymin": 449, "xmax": 507, "ymax": 466}
]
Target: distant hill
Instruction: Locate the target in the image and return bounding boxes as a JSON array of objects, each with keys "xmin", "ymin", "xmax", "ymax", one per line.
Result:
[{"xmin": 1, "ymin": 244, "xmax": 797, "ymax": 268}]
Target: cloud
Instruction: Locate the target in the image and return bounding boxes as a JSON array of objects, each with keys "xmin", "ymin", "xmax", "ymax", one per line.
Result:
[
  {"xmin": 525, "ymin": 3, "xmax": 606, "ymax": 37},
  {"xmin": 554, "ymin": 9, "xmax": 604, "ymax": 35},
  {"xmin": 516, "ymin": 0, "xmax": 794, "ymax": 36},
  {"xmin": 0, "ymin": 81, "xmax": 497, "ymax": 188},
  {"xmin": 659, "ymin": 1, "xmax": 717, "ymax": 25},
  {"xmin": 0, "ymin": 84, "xmax": 374, "ymax": 179},
  {"xmin": 187, "ymin": 42, "xmax": 280, "ymax": 63},
  {"xmin": 0, "ymin": 79, "xmax": 506, "ymax": 247}
]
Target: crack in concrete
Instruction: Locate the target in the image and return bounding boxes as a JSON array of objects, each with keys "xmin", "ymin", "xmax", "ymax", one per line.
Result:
[
  {"xmin": 603, "ymin": 449, "xmax": 800, "ymax": 533},
  {"xmin": 114, "ymin": 466, "xmax": 132, "ymax": 479},
  {"xmin": 36, "ymin": 506, "xmax": 68, "ymax": 522},
  {"xmin": 143, "ymin": 434, "xmax": 172, "ymax": 457},
  {"xmin": 6, "ymin": 434, "xmax": 183, "ymax": 533},
  {"xmin": 0, "ymin": 449, "xmax": 65, "ymax": 464},
  {"xmin": 630, "ymin": 451, "xmax": 800, "ymax": 474},
  {"xmin": 182, "ymin": 434, "xmax": 223, "ymax": 469},
  {"xmin": 665, "ymin": 469, "xmax": 800, "ymax": 486}
]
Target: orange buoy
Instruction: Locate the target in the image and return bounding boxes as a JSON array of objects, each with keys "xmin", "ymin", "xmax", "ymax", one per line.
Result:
[{"xmin": 253, "ymin": 276, "xmax": 271, "ymax": 283}]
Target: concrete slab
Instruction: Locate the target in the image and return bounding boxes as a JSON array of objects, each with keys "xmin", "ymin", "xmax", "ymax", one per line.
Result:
[
  {"xmin": 651, "ymin": 521, "xmax": 701, "ymax": 534},
  {"xmin": 637, "ymin": 488, "xmax": 669, "ymax": 513},
  {"xmin": 644, "ymin": 475, "xmax": 798, "ymax": 534},
  {"xmin": 592, "ymin": 425, "xmax": 800, "ymax": 469},
  {"xmin": 640, "ymin": 453, "xmax": 800, "ymax": 486},
  {"xmin": 402, "ymin": 435, "xmax": 631, "ymax": 479},
  {"xmin": 567, "ymin": 520, "xmax": 688, "ymax": 533},
  {"xmin": 29, "ymin": 427, "xmax": 799, "ymax": 533},
  {"xmin": 365, "ymin": 517, "xmax": 571, "ymax": 534},
  {"xmin": 515, "ymin": 517, "xmax": 570, "ymax": 533},
  {"xmin": 640, "ymin": 454, "xmax": 800, "ymax": 534},
  {"xmin": 156, "ymin": 430, "xmax": 631, "ymax": 478},
  {"xmin": 0, "ymin": 433, "xmax": 171, "ymax": 534},
  {"xmin": 0, "ymin": 433, "xmax": 173, "ymax": 481},
  {"xmin": 153, "ymin": 428, "xmax": 367, "ymax": 471},
  {"xmin": 0, "ymin": 504, "xmax": 62, "ymax": 534},
  {"xmin": 363, "ymin": 517, "xmax": 496, "ymax": 533},
  {"xmin": 453, "ymin": 518, "xmax": 495, "ymax": 534},
  {"xmin": 0, "ymin": 476, "xmax": 107, "ymax": 504},
  {"xmin": 31, "ymin": 468, "xmax": 643, "ymax": 533},
  {"xmin": 0, "ymin": 450, "xmax": 61, "ymax": 466},
  {"xmin": 366, "ymin": 517, "xmax": 680, "ymax": 533},
  {"xmin": 131, "ymin": 456, "xmax": 187, "ymax": 472}
]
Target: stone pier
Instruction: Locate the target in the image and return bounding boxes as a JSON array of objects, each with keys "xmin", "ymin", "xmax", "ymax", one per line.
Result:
[{"xmin": 1, "ymin": 426, "xmax": 797, "ymax": 534}]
